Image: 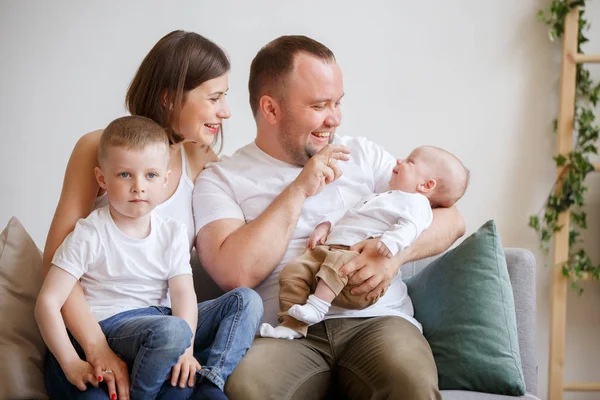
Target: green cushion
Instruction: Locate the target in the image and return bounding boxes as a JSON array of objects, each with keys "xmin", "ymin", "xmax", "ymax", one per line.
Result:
[{"xmin": 405, "ymin": 220, "xmax": 526, "ymax": 395}]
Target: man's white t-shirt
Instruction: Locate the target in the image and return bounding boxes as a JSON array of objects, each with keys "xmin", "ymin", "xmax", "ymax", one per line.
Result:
[
  {"xmin": 327, "ymin": 191, "xmax": 433, "ymax": 257},
  {"xmin": 194, "ymin": 135, "xmax": 422, "ymax": 331},
  {"xmin": 52, "ymin": 206, "xmax": 192, "ymax": 322}
]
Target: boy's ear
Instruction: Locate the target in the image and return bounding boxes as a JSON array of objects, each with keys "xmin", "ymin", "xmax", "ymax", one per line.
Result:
[
  {"xmin": 94, "ymin": 167, "xmax": 107, "ymax": 190},
  {"xmin": 259, "ymin": 95, "xmax": 280, "ymax": 125},
  {"xmin": 164, "ymin": 169, "xmax": 172, "ymax": 187},
  {"xmin": 418, "ymin": 179, "xmax": 437, "ymax": 193}
]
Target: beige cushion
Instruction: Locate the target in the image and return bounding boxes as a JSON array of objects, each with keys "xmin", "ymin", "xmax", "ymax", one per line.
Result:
[{"xmin": 0, "ymin": 217, "xmax": 48, "ymax": 399}]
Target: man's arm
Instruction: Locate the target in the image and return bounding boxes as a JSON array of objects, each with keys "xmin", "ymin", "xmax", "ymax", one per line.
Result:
[
  {"xmin": 197, "ymin": 184, "xmax": 306, "ymax": 291},
  {"xmin": 197, "ymin": 144, "xmax": 350, "ymax": 291}
]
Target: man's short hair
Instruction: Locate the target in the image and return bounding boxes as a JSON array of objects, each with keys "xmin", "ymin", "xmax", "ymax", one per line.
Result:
[
  {"xmin": 248, "ymin": 35, "xmax": 335, "ymax": 117},
  {"xmin": 98, "ymin": 116, "xmax": 169, "ymax": 165}
]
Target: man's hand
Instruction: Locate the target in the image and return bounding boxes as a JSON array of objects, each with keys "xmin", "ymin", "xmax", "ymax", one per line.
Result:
[
  {"xmin": 63, "ymin": 358, "xmax": 98, "ymax": 391},
  {"xmin": 170, "ymin": 348, "xmax": 201, "ymax": 388},
  {"xmin": 307, "ymin": 221, "xmax": 332, "ymax": 249},
  {"xmin": 376, "ymin": 241, "xmax": 393, "ymax": 259},
  {"xmin": 86, "ymin": 341, "xmax": 130, "ymax": 400},
  {"xmin": 338, "ymin": 239, "xmax": 400, "ymax": 301},
  {"xmin": 291, "ymin": 144, "xmax": 350, "ymax": 199}
]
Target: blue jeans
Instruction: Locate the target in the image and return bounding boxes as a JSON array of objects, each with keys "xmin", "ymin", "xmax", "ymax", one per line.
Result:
[{"xmin": 45, "ymin": 288, "xmax": 263, "ymax": 400}]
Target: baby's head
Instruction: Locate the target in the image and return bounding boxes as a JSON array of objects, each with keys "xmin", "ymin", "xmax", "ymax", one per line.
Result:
[
  {"xmin": 95, "ymin": 116, "xmax": 171, "ymax": 219},
  {"xmin": 389, "ymin": 146, "xmax": 469, "ymax": 208}
]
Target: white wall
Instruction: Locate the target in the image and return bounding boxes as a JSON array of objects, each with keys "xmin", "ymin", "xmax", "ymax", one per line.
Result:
[{"xmin": 1, "ymin": 1, "xmax": 599, "ymax": 398}]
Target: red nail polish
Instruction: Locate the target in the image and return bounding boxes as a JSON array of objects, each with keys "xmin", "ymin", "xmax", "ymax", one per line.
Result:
[
  {"xmin": 98, "ymin": 376, "xmax": 103, "ymax": 382},
  {"xmin": 111, "ymin": 394, "xmax": 117, "ymax": 400}
]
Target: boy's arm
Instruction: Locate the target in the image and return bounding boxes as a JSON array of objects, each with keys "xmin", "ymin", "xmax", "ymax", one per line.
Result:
[
  {"xmin": 35, "ymin": 266, "xmax": 81, "ymax": 367},
  {"xmin": 168, "ymin": 274, "xmax": 198, "ymax": 343},
  {"xmin": 168, "ymin": 274, "xmax": 200, "ymax": 388},
  {"xmin": 35, "ymin": 266, "xmax": 102, "ymax": 391}
]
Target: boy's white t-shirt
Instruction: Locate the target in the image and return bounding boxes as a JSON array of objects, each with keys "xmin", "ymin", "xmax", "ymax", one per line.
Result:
[
  {"xmin": 327, "ymin": 191, "xmax": 433, "ymax": 256},
  {"xmin": 194, "ymin": 135, "xmax": 423, "ymax": 332},
  {"xmin": 52, "ymin": 206, "xmax": 192, "ymax": 322}
]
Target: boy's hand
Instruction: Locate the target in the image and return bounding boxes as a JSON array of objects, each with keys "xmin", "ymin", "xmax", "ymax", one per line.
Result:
[
  {"xmin": 376, "ymin": 241, "xmax": 393, "ymax": 259},
  {"xmin": 307, "ymin": 222, "xmax": 331, "ymax": 249},
  {"xmin": 64, "ymin": 358, "xmax": 99, "ymax": 391},
  {"xmin": 170, "ymin": 347, "xmax": 201, "ymax": 388}
]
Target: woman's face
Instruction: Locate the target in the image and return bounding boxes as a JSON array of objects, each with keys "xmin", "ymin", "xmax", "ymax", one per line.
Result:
[{"xmin": 176, "ymin": 73, "xmax": 231, "ymax": 146}]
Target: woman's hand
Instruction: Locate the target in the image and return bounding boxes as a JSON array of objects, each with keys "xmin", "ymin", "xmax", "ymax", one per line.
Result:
[
  {"xmin": 86, "ymin": 341, "xmax": 130, "ymax": 400},
  {"xmin": 170, "ymin": 348, "xmax": 201, "ymax": 388}
]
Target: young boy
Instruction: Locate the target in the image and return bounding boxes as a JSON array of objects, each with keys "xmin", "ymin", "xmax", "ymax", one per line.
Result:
[
  {"xmin": 260, "ymin": 146, "xmax": 469, "ymax": 339},
  {"xmin": 36, "ymin": 116, "xmax": 258, "ymax": 400}
]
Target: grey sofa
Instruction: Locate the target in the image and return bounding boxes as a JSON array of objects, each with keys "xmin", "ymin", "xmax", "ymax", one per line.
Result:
[
  {"xmin": 402, "ymin": 248, "xmax": 540, "ymax": 400},
  {"xmin": 192, "ymin": 248, "xmax": 540, "ymax": 399}
]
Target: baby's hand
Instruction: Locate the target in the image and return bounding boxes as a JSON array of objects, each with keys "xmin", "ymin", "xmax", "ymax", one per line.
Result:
[
  {"xmin": 376, "ymin": 241, "xmax": 393, "ymax": 259},
  {"xmin": 64, "ymin": 359, "xmax": 99, "ymax": 391},
  {"xmin": 170, "ymin": 348, "xmax": 201, "ymax": 388},
  {"xmin": 307, "ymin": 222, "xmax": 331, "ymax": 249}
]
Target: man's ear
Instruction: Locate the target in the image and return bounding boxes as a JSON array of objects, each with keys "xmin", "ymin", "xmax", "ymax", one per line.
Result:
[
  {"xmin": 259, "ymin": 95, "xmax": 280, "ymax": 125},
  {"xmin": 94, "ymin": 166, "xmax": 107, "ymax": 190},
  {"xmin": 164, "ymin": 169, "xmax": 172, "ymax": 187},
  {"xmin": 418, "ymin": 179, "xmax": 437, "ymax": 193}
]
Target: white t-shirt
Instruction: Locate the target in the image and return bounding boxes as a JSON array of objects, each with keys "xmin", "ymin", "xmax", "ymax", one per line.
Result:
[
  {"xmin": 52, "ymin": 206, "xmax": 192, "ymax": 322},
  {"xmin": 327, "ymin": 191, "xmax": 433, "ymax": 256},
  {"xmin": 194, "ymin": 135, "xmax": 422, "ymax": 331}
]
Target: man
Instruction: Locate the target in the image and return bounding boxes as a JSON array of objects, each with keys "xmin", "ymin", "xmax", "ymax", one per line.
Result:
[{"xmin": 194, "ymin": 35, "xmax": 464, "ymax": 399}]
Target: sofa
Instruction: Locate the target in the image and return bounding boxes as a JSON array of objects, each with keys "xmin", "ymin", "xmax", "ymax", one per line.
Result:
[{"xmin": 0, "ymin": 216, "xmax": 539, "ymax": 400}]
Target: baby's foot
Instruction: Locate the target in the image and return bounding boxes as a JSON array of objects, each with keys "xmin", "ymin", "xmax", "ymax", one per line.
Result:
[
  {"xmin": 259, "ymin": 323, "xmax": 302, "ymax": 339},
  {"xmin": 288, "ymin": 295, "xmax": 331, "ymax": 325}
]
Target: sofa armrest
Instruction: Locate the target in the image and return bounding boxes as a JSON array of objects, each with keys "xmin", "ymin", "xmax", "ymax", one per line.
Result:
[{"xmin": 504, "ymin": 248, "xmax": 537, "ymax": 396}]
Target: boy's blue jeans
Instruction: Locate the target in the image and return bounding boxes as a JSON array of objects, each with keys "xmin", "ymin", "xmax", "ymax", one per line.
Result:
[{"xmin": 45, "ymin": 287, "xmax": 263, "ymax": 400}]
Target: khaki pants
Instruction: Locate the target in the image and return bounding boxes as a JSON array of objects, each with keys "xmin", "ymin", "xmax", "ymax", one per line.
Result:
[
  {"xmin": 278, "ymin": 246, "xmax": 384, "ymax": 336},
  {"xmin": 225, "ymin": 316, "xmax": 441, "ymax": 400}
]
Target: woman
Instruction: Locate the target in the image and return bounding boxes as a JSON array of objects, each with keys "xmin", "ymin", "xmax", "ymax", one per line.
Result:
[{"xmin": 42, "ymin": 31, "xmax": 262, "ymax": 400}]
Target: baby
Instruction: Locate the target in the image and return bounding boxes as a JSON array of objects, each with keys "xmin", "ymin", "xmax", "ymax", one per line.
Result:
[{"xmin": 260, "ymin": 145, "xmax": 469, "ymax": 339}]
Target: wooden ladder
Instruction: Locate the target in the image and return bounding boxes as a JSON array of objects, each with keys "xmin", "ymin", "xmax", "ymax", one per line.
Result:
[{"xmin": 548, "ymin": 5, "xmax": 600, "ymax": 400}]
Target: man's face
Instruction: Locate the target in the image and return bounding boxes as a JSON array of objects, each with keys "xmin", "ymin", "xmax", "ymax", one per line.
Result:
[{"xmin": 276, "ymin": 53, "xmax": 344, "ymax": 166}]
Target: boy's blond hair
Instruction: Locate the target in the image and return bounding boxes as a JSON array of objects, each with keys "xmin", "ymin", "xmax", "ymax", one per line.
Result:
[{"xmin": 98, "ymin": 116, "xmax": 169, "ymax": 165}]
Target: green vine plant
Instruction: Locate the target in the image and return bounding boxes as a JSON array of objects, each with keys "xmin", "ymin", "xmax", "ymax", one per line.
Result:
[{"xmin": 529, "ymin": 0, "xmax": 600, "ymax": 293}]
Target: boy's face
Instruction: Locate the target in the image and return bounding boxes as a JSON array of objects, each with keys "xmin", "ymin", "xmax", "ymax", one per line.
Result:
[
  {"xmin": 95, "ymin": 144, "xmax": 170, "ymax": 220},
  {"xmin": 388, "ymin": 147, "xmax": 432, "ymax": 192}
]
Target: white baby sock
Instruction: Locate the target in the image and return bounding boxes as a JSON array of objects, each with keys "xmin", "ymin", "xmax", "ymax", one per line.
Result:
[
  {"xmin": 288, "ymin": 294, "xmax": 331, "ymax": 325},
  {"xmin": 259, "ymin": 323, "xmax": 303, "ymax": 340}
]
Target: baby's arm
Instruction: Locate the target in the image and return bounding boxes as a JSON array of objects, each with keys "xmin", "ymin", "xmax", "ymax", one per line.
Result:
[
  {"xmin": 377, "ymin": 196, "xmax": 433, "ymax": 259},
  {"xmin": 35, "ymin": 266, "xmax": 98, "ymax": 390},
  {"xmin": 307, "ymin": 221, "xmax": 332, "ymax": 249}
]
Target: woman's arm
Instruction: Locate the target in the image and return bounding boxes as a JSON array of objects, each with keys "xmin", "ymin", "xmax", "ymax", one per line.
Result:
[{"xmin": 42, "ymin": 130, "xmax": 130, "ymax": 399}]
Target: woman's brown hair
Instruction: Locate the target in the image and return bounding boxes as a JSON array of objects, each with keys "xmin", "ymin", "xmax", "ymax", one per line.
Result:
[{"xmin": 126, "ymin": 30, "xmax": 230, "ymax": 151}]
